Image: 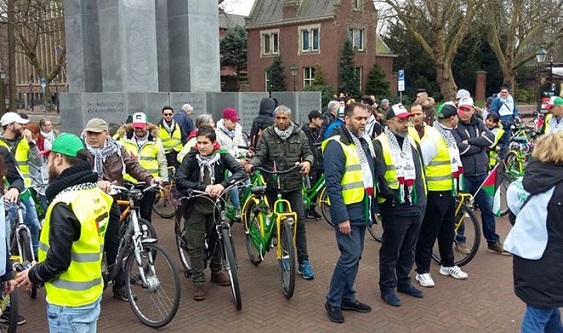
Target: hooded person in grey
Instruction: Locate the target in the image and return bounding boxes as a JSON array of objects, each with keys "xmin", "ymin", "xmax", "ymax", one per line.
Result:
[{"xmin": 250, "ymin": 98, "xmax": 276, "ymax": 148}]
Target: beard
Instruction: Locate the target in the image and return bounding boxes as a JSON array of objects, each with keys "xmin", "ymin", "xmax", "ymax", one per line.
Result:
[
  {"xmin": 390, "ymin": 127, "xmax": 408, "ymax": 138},
  {"xmin": 48, "ymin": 163, "xmax": 60, "ymax": 183}
]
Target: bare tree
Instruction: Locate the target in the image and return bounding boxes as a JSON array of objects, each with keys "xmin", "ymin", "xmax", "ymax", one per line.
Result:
[
  {"xmin": 483, "ymin": 0, "xmax": 563, "ymax": 91},
  {"xmin": 378, "ymin": 0, "xmax": 485, "ymax": 100}
]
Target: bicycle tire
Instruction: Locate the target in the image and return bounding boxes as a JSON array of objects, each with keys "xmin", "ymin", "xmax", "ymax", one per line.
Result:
[
  {"xmin": 318, "ymin": 187, "xmax": 333, "ymax": 227},
  {"xmin": 221, "ymin": 228, "xmax": 242, "ymax": 310},
  {"xmin": 498, "ymin": 172, "xmax": 512, "ymax": 217},
  {"xmin": 432, "ymin": 203, "xmax": 481, "ymax": 267},
  {"xmin": 367, "ymin": 214, "xmax": 383, "ymax": 242},
  {"xmin": 279, "ymin": 218, "xmax": 296, "ymax": 299},
  {"xmin": 244, "ymin": 197, "xmax": 263, "ymax": 266},
  {"xmin": 503, "ymin": 151, "xmax": 522, "ymax": 178},
  {"xmin": 152, "ymin": 188, "xmax": 176, "ymax": 219},
  {"xmin": 17, "ymin": 230, "xmax": 38, "ymax": 299},
  {"xmin": 125, "ymin": 243, "xmax": 180, "ymax": 328},
  {"xmin": 0, "ymin": 289, "xmax": 18, "ymax": 333},
  {"xmin": 174, "ymin": 215, "xmax": 192, "ymax": 277}
]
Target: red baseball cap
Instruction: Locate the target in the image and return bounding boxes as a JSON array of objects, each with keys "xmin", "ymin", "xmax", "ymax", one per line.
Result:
[{"xmin": 223, "ymin": 108, "xmax": 239, "ymax": 122}]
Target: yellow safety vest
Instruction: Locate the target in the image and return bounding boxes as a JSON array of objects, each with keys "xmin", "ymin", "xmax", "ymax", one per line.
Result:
[
  {"xmin": 424, "ymin": 127, "xmax": 453, "ymax": 191},
  {"xmin": 321, "ymin": 135, "xmax": 366, "ymax": 205},
  {"xmin": 375, "ymin": 134, "xmax": 426, "ymax": 202},
  {"xmin": 0, "ymin": 138, "xmax": 32, "ymax": 187},
  {"xmin": 158, "ymin": 123, "xmax": 183, "ymax": 153},
  {"xmin": 488, "ymin": 127, "xmax": 505, "ymax": 168},
  {"xmin": 39, "ymin": 186, "xmax": 112, "ymax": 307},
  {"xmin": 121, "ymin": 139, "xmax": 161, "ymax": 183},
  {"xmin": 407, "ymin": 126, "xmax": 428, "ymax": 144}
]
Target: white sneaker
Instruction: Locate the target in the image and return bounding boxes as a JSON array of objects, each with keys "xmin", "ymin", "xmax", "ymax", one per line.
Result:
[
  {"xmin": 415, "ymin": 273, "xmax": 435, "ymax": 288},
  {"xmin": 439, "ymin": 265, "xmax": 468, "ymax": 280}
]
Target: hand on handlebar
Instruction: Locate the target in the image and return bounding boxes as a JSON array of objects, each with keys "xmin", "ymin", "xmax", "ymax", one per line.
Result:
[
  {"xmin": 300, "ymin": 161, "xmax": 311, "ymax": 175},
  {"xmin": 244, "ymin": 163, "xmax": 254, "ymax": 173},
  {"xmin": 3, "ymin": 188, "xmax": 19, "ymax": 203},
  {"xmin": 151, "ymin": 177, "xmax": 164, "ymax": 185},
  {"xmin": 98, "ymin": 180, "xmax": 117, "ymax": 194},
  {"xmin": 205, "ymin": 184, "xmax": 225, "ymax": 198}
]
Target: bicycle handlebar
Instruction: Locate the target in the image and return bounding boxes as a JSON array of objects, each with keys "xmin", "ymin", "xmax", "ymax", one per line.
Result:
[
  {"xmin": 180, "ymin": 180, "xmax": 245, "ymax": 201},
  {"xmin": 109, "ymin": 182, "xmax": 163, "ymax": 196},
  {"xmin": 254, "ymin": 162, "xmax": 301, "ymax": 175}
]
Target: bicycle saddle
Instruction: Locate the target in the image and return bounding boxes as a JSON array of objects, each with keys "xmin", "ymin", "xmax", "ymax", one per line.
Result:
[{"xmin": 250, "ymin": 186, "xmax": 267, "ymax": 195}]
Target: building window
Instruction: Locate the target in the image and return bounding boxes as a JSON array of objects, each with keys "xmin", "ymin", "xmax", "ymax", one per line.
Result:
[
  {"xmin": 354, "ymin": 67, "xmax": 362, "ymax": 90},
  {"xmin": 303, "ymin": 67, "xmax": 316, "ymax": 87},
  {"xmin": 353, "ymin": 0, "xmax": 363, "ymax": 10},
  {"xmin": 299, "ymin": 25, "xmax": 320, "ymax": 53},
  {"xmin": 261, "ymin": 29, "xmax": 279, "ymax": 56},
  {"xmin": 348, "ymin": 28, "xmax": 365, "ymax": 51}
]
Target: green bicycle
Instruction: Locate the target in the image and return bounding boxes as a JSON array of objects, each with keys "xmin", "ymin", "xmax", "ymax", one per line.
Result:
[
  {"xmin": 243, "ymin": 163, "xmax": 299, "ymax": 299},
  {"xmin": 302, "ymin": 174, "xmax": 331, "ymax": 224}
]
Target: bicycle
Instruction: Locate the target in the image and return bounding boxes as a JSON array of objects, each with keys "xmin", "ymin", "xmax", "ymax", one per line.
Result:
[
  {"xmin": 302, "ymin": 174, "xmax": 330, "ymax": 224},
  {"xmin": 7, "ymin": 202, "xmax": 36, "ymax": 299},
  {"xmin": 175, "ymin": 181, "xmax": 244, "ymax": 310},
  {"xmin": 153, "ymin": 167, "xmax": 178, "ymax": 219},
  {"xmin": 224, "ymin": 168, "xmax": 264, "ymax": 224},
  {"xmin": 242, "ymin": 163, "xmax": 299, "ymax": 299},
  {"xmin": 105, "ymin": 182, "xmax": 180, "ymax": 328},
  {"xmin": 431, "ymin": 192, "xmax": 481, "ymax": 267}
]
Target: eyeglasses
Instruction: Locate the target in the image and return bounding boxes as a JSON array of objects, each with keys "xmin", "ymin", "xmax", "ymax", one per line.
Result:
[{"xmin": 163, "ymin": 113, "xmax": 173, "ymax": 116}]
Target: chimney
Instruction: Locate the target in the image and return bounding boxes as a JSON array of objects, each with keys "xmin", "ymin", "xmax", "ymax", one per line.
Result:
[{"xmin": 283, "ymin": 0, "xmax": 300, "ymax": 20}]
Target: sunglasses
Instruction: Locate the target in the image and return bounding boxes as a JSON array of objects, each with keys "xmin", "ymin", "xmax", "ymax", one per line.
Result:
[{"xmin": 163, "ymin": 113, "xmax": 173, "ymax": 116}]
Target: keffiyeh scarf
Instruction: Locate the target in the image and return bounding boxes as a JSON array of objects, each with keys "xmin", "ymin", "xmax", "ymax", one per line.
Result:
[
  {"xmin": 218, "ymin": 123, "xmax": 236, "ymax": 139},
  {"xmin": 384, "ymin": 127, "xmax": 416, "ymax": 204},
  {"xmin": 162, "ymin": 119, "xmax": 176, "ymax": 134},
  {"xmin": 274, "ymin": 122, "xmax": 296, "ymax": 141},
  {"xmin": 196, "ymin": 153, "xmax": 221, "ymax": 184},
  {"xmin": 346, "ymin": 127, "xmax": 375, "ymax": 196},
  {"xmin": 41, "ymin": 130, "xmax": 55, "ymax": 151},
  {"xmin": 434, "ymin": 121, "xmax": 464, "ymax": 194},
  {"xmin": 86, "ymin": 137, "xmax": 121, "ymax": 176}
]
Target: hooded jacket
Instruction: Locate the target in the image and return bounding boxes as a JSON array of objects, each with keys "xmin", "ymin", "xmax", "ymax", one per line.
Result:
[
  {"xmin": 300, "ymin": 123, "xmax": 323, "ymax": 171},
  {"xmin": 452, "ymin": 115, "xmax": 495, "ymax": 177},
  {"xmin": 510, "ymin": 160, "xmax": 563, "ymax": 308},
  {"xmin": 250, "ymin": 98, "xmax": 275, "ymax": 147}
]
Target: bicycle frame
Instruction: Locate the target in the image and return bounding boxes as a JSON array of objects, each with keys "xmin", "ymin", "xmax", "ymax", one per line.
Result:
[
  {"xmin": 10, "ymin": 203, "xmax": 35, "ymax": 264},
  {"xmin": 453, "ymin": 192, "xmax": 474, "ymax": 229},
  {"xmin": 225, "ymin": 171, "xmax": 266, "ymax": 221},
  {"xmin": 302, "ymin": 174, "xmax": 325, "ymax": 211}
]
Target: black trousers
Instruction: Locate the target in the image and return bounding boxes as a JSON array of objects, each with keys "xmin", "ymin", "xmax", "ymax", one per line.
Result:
[
  {"xmin": 379, "ymin": 214, "xmax": 421, "ymax": 293},
  {"xmin": 139, "ymin": 190, "xmax": 156, "ymax": 223},
  {"xmin": 415, "ymin": 191, "xmax": 456, "ymax": 273},
  {"xmin": 105, "ymin": 200, "xmax": 124, "ymax": 289}
]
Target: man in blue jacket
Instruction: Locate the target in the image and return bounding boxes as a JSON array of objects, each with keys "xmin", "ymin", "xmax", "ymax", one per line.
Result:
[
  {"xmin": 323, "ymin": 102, "xmax": 375, "ymax": 323},
  {"xmin": 489, "ymin": 85, "xmax": 520, "ymax": 157}
]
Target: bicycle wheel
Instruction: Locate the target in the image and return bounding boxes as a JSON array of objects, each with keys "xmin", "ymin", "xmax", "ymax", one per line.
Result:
[
  {"xmin": 125, "ymin": 243, "xmax": 180, "ymax": 328},
  {"xmin": 18, "ymin": 230, "xmax": 37, "ymax": 299},
  {"xmin": 244, "ymin": 197, "xmax": 263, "ymax": 266},
  {"xmin": 137, "ymin": 218, "xmax": 158, "ymax": 240},
  {"xmin": 318, "ymin": 187, "xmax": 333, "ymax": 227},
  {"xmin": 0, "ymin": 290, "xmax": 17, "ymax": 333},
  {"xmin": 367, "ymin": 213, "xmax": 383, "ymax": 242},
  {"xmin": 279, "ymin": 218, "xmax": 296, "ymax": 299},
  {"xmin": 221, "ymin": 228, "xmax": 242, "ymax": 310},
  {"xmin": 152, "ymin": 187, "xmax": 176, "ymax": 219},
  {"xmin": 432, "ymin": 203, "xmax": 481, "ymax": 267},
  {"xmin": 503, "ymin": 151, "xmax": 522, "ymax": 178},
  {"xmin": 174, "ymin": 216, "xmax": 191, "ymax": 277},
  {"xmin": 498, "ymin": 172, "xmax": 512, "ymax": 217}
]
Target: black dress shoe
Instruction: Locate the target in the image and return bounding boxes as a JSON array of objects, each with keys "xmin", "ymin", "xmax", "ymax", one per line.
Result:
[
  {"xmin": 341, "ymin": 300, "xmax": 372, "ymax": 313},
  {"xmin": 381, "ymin": 292, "xmax": 401, "ymax": 307},
  {"xmin": 325, "ymin": 302, "xmax": 344, "ymax": 323},
  {"xmin": 397, "ymin": 284, "xmax": 424, "ymax": 298},
  {"xmin": 308, "ymin": 210, "xmax": 323, "ymax": 219}
]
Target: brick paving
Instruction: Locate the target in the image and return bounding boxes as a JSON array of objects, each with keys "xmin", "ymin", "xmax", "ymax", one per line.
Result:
[{"xmin": 16, "ymin": 213, "xmax": 523, "ymax": 333}]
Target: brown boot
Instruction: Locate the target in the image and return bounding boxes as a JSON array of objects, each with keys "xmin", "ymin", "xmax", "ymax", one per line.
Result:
[
  {"xmin": 211, "ymin": 271, "xmax": 230, "ymax": 286},
  {"xmin": 192, "ymin": 284, "xmax": 206, "ymax": 300}
]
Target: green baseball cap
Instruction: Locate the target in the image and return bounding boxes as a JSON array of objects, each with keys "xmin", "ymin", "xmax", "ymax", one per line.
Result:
[
  {"xmin": 40, "ymin": 133, "xmax": 85, "ymax": 157},
  {"xmin": 547, "ymin": 96, "xmax": 563, "ymax": 109}
]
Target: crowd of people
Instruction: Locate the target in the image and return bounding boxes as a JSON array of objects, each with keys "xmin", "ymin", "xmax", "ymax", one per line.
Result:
[{"xmin": 0, "ymin": 87, "xmax": 561, "ymax": 331}]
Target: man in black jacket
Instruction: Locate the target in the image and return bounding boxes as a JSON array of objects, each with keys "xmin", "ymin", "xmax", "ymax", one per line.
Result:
[
  {"xmin": 250, "ymin": 97, "xmax": 276, "ymax": 149},
  {"xmin": 452, "ymin": 97, "xmax": 507, "ymax": 255},
  {"xmin": 175, "ymin": 127, "xmax": 248, "ymax": 301}
]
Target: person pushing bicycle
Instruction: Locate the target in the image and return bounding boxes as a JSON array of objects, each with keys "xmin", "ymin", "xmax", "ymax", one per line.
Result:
[{"xmin": 175, "ymin": 127, "xmax": 247, "ymax": 301}]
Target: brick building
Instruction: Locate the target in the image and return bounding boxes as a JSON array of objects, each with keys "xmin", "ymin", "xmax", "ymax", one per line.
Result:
[{"xmin": 245, "ymin": 0, "xmax": 395, "ymax": 96}]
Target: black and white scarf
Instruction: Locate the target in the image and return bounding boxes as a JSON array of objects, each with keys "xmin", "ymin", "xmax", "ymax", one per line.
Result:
[
  {"xmin": 274, "ymin": 122, "xmax": 296, "ymax": 141},
  {"xmin": 196, "ymin": 153, "xmax": 221, "ymax": 184},
  {"xmin": 345, "ymin": 127, "xmax": 375, "ymax": 195},
  {"xmin": 384, "ymin": 127, "xmax": 416, "ymax": 204},
  {"xmin": 433, "ymin": 121, "xmax": 464, "ymax": 194},
  {"xmin": 85, "ymin": 137, "xmax": 121, "ymax": 177},
  {"xmin": 162, "ymin": 119, "xmax": 176, "ymax": 134}
]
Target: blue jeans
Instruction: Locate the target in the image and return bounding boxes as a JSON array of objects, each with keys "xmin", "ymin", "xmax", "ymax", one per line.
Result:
[
  {"xmin": 456, "ymin": 175, "xmax": 500, "ymax": 246},
  {"xmin": 46, "ymin": 296, "xmax": 101, "ymax": 333},
  {"xmin": 22, "ymin": 197, "xmax": 41, "ymax": 253},
  {"xmin": 326, "ymin": 224, "xmax": 365, "ymax": 307},
  {"xmin": 521, "ymin": 305, "xmax": 563, "ymax": 333}
]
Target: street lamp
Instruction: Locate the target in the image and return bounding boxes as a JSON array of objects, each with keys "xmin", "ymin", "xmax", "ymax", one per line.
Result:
[
  {"xmin": 0, "ymin": 69, "xmax": 6, "ymax": 111},
  {"xmin": 549, "ymin": 56, "xmax": 554, "ymax": 93},
  {"xmin": 536, "ymin": 47, "xmax": 548, "ymax": 114},
  {"xmin": 290, "ymin": 63, "xmax": 298, "ymax": 91}
]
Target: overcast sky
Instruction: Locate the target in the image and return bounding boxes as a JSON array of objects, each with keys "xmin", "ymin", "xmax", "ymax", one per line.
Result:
[{"xmin": 221, "ymin": 0, "xmax": 256, "ymax": 16}]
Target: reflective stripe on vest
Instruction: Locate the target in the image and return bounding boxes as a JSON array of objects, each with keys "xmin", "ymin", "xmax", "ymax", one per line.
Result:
[
  {"xmin": 39, "ymin": 187, "xmax": 113, "ymax": 307},
  {"xmin": 122, "ymin": 139, "xmax": 162, "ymax": 183},
  {"xmin": 423, "ymin": 128, "xmax": 453, "ymax": 191},
  {"xmin": 321, "ymin": 136, "xmax": 366, "ymax": 205},
  {"xmin": 0, "ymin": 138, "xmax": 32, "ymax": 186},
  {"xmin": 158, "ymin": 124, "xmax": 183, "ymax": 153}
]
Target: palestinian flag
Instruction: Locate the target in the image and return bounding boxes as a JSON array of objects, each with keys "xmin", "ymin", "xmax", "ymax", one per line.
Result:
[{"xmin": 479, "ymin": 163, "xmax": 502, "ymax": 216}]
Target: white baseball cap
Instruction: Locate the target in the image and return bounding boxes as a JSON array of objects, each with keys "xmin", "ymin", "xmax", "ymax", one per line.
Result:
[{"xmin": 1, "ymin": 112, "xmax": 30, "ymax": 127}]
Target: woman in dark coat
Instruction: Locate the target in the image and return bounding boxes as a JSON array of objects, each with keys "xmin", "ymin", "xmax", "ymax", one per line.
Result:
[{"xmin": 505, "ymin": 133, "xmax": 563, "ymax": 333}]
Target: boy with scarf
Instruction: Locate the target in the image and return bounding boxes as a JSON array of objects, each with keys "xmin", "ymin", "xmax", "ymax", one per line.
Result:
[
  {"xmin": 374, "ymin": 103, "xmax": 427, "ymax": 307},
  {"xmin": 175, "ymin": 127, "xmax": 247, "ymax": 301},
  {"xmin": 414, "ymin": 102, "xmax": 468, "ymax": 289},
  {"xmin": 323, "ymin": 103, "xmax": 375, "ymax": 323}
]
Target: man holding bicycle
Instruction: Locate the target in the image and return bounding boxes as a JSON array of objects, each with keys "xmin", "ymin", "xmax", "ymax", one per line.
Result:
[
  {"xmin": 176, "ymin": 127, "xmax": 247, "ymax": 301},
  {"xmin": 323, "ymin": 102, "xmax": 375, "ymax": 323},
  {"xmin": 16, "ymin": 133, "xmax": 113, "ymax": 332},
  {"xmin": 245, "ymin": 105, "xmax": 316, "ymax": 280},
  {"xmin": 414, "ymin": 102, "xmax": 468, "ymax": 289}
]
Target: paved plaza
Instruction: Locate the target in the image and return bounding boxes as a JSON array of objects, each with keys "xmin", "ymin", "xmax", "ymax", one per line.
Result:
[{"xmin": 17, "ymin": 213, "xmax": 522, "ymax": 333}]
